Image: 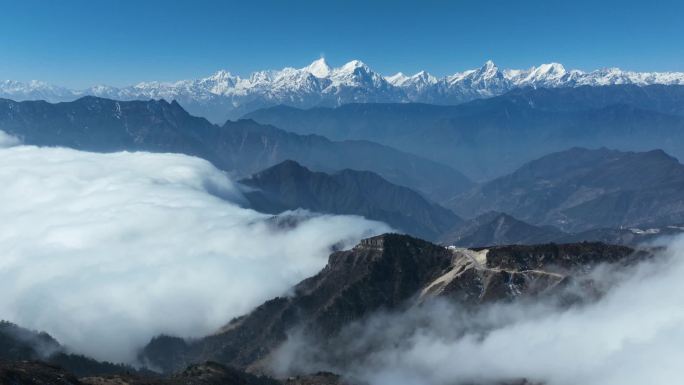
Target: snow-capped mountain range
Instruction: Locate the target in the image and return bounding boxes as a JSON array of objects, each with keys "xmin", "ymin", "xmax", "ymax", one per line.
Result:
[{"xmin": 3, "ymin": 59, "xmax": 684, "ymax": 123}]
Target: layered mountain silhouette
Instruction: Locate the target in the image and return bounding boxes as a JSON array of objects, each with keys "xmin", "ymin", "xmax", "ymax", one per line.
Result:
[
  {"xmin": 449, "ymin": 147, "xmax": 684, "ymax": 232},
  {"xmin": 0, "ymin": 96, "xmax": 471, "ymax": 201},
  {"xmin": 239, "ymin": 160, "xmax": 461, "ymax": 240},
  {"xmin": 240, "ymin": 160, "xmax": 683, "ymax": 247},
  {"xmin": 245, "ymin": 85, "xmax": 684, "ymax": 179}
]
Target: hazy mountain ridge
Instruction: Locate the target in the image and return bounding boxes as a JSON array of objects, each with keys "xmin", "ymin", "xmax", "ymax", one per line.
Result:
[
  {"xmin": 239, "ymin": 160, "xmax": 461, "ymax": 241},
  {"xmin": 4, "ymin": 59, "xmax": 684, "ymax": 122},
  {"xmin": 0, "ymin": 96, "xmax": 471, "ymax": 202},
  {"xmin": 440, "ymin": 211, "xmax": 684, "ymax": 248},
  {"xmin": 245, "ymin": 85, "xmax": 684, "ymax": 179},
  {"xmin": 440, "ymin": 212, "xmax": 566, "ymax": 247},
  {"xmin": 449, "ymin": 147, "xmax": 684, "ymax": 232}
]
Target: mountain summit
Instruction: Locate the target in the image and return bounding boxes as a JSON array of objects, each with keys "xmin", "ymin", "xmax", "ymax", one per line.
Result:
[{"xmin": 303, "ymin": 58, "xmax": 332, "ymax": 78}]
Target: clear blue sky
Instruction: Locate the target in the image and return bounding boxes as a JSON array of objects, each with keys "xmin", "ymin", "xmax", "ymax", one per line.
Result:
[{"xmin": 1, "ymin": 0, "xmax": 683, "ymax": 88}]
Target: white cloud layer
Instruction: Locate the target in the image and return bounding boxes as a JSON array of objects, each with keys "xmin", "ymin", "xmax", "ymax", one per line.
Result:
[
  {"xmin": 0, "ymin": 143, "xmax": 389, "ymax": 363},
  {"xmin": 274, "ymin": 239, "xmax": 684, "ymax": 385}
]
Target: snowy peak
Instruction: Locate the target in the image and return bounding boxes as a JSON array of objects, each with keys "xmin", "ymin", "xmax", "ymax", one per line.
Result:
[
  {"xmin": 207, "ymin": 69, "xmax": 237, "ymax": 84},
  {"xmin": 477, "ymin": 60, "xmax": 499, "ymax": 77},
  {"xmin": 528, "ymin": 63, "xmax": 567, "ymax": 79},
  {"xmin": 386, "ymin": 72, "xmax": 409, "ymax": 86},
  {"xmin": 303, "ymin": 58, "xmax": 331, "ymax": 78},
  {"xmin": 338, "ymin": 59, "xmax": 369, "ymax": 73},
  {"xmin": 511, "ymin": 62, "xmax": 570, "ymax": 86},
  {"xmin": 333, "ymin": 60, "xmax": 378, "ymax": 81},
  {"xmin": 202, "ymin": 70, "xmax": 239, "ymax": 93},
  {"xmin": 387, "ymin": 70, "xmax": 437, "ymax": 87},
  {"xmin": 412, "ymin": 70, "xmax": 437, "ymax": 84},
  {"xmin": 209, "ymin": 69, "xmax": 233, "ymax": 80},
  {"xmin": 2, "ymin": 59, "xmax": 684, "ymax": 122},
  {"xmin": 328, "ymin": 60, "xmax": 389, "ymax": 89},
  {"xmin": 440, "ymin": 60, "xmax": 510, "ymax": 95},
  {"xmin": 539, "ymin": 62, "xmax": 566, "ymax": 75},
  {"xmin": 471, "ymin": 60, "xmax": 505, "ymax": 85}
]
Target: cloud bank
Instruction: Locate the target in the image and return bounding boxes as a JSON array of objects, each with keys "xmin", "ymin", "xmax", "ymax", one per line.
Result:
[
  {"xmin": 273, "ymin": 239, "xmax": 684, "ymax": 385},
  {"xmin": 0, "ymin": 142, "xmax": 389, "ymax": 363}
]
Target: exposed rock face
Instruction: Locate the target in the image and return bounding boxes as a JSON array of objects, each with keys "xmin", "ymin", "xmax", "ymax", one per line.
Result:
[
  {"xmin": 420, "ymin": 248, "xmax": 567, "ymax": 303},
  {"xmin": 240, "ymin": 160, "xmax": 462, "ymax": 240},
  {"xmin": 421, "ymin": 242, "xmax": 643, "ymax": 305},
  {"xmin": 140, "ymin": 234, "xmax": 645, "ymax": 375},
  {"xmin": 429, "ymin": 242, "xmax": 646, "ymax": 306}
]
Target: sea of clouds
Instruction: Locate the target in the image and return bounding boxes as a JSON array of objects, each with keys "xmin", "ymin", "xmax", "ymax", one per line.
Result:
[
  {"xmin": 0, "ymin": 135, "xmax": 389, "ymax": 363},
  {"xmin": 3, "ymin": 129, "xmax": 683, "ymax": 385}
]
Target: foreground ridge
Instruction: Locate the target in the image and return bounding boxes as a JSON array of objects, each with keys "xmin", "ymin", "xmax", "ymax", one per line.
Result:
[
  {"xmin": 0, "ymin": 234, "xmax": 652, "ymax": 385},
  {"xmin": 139, "ymin": 234, "xmax": 648, "ymax": 374}
]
